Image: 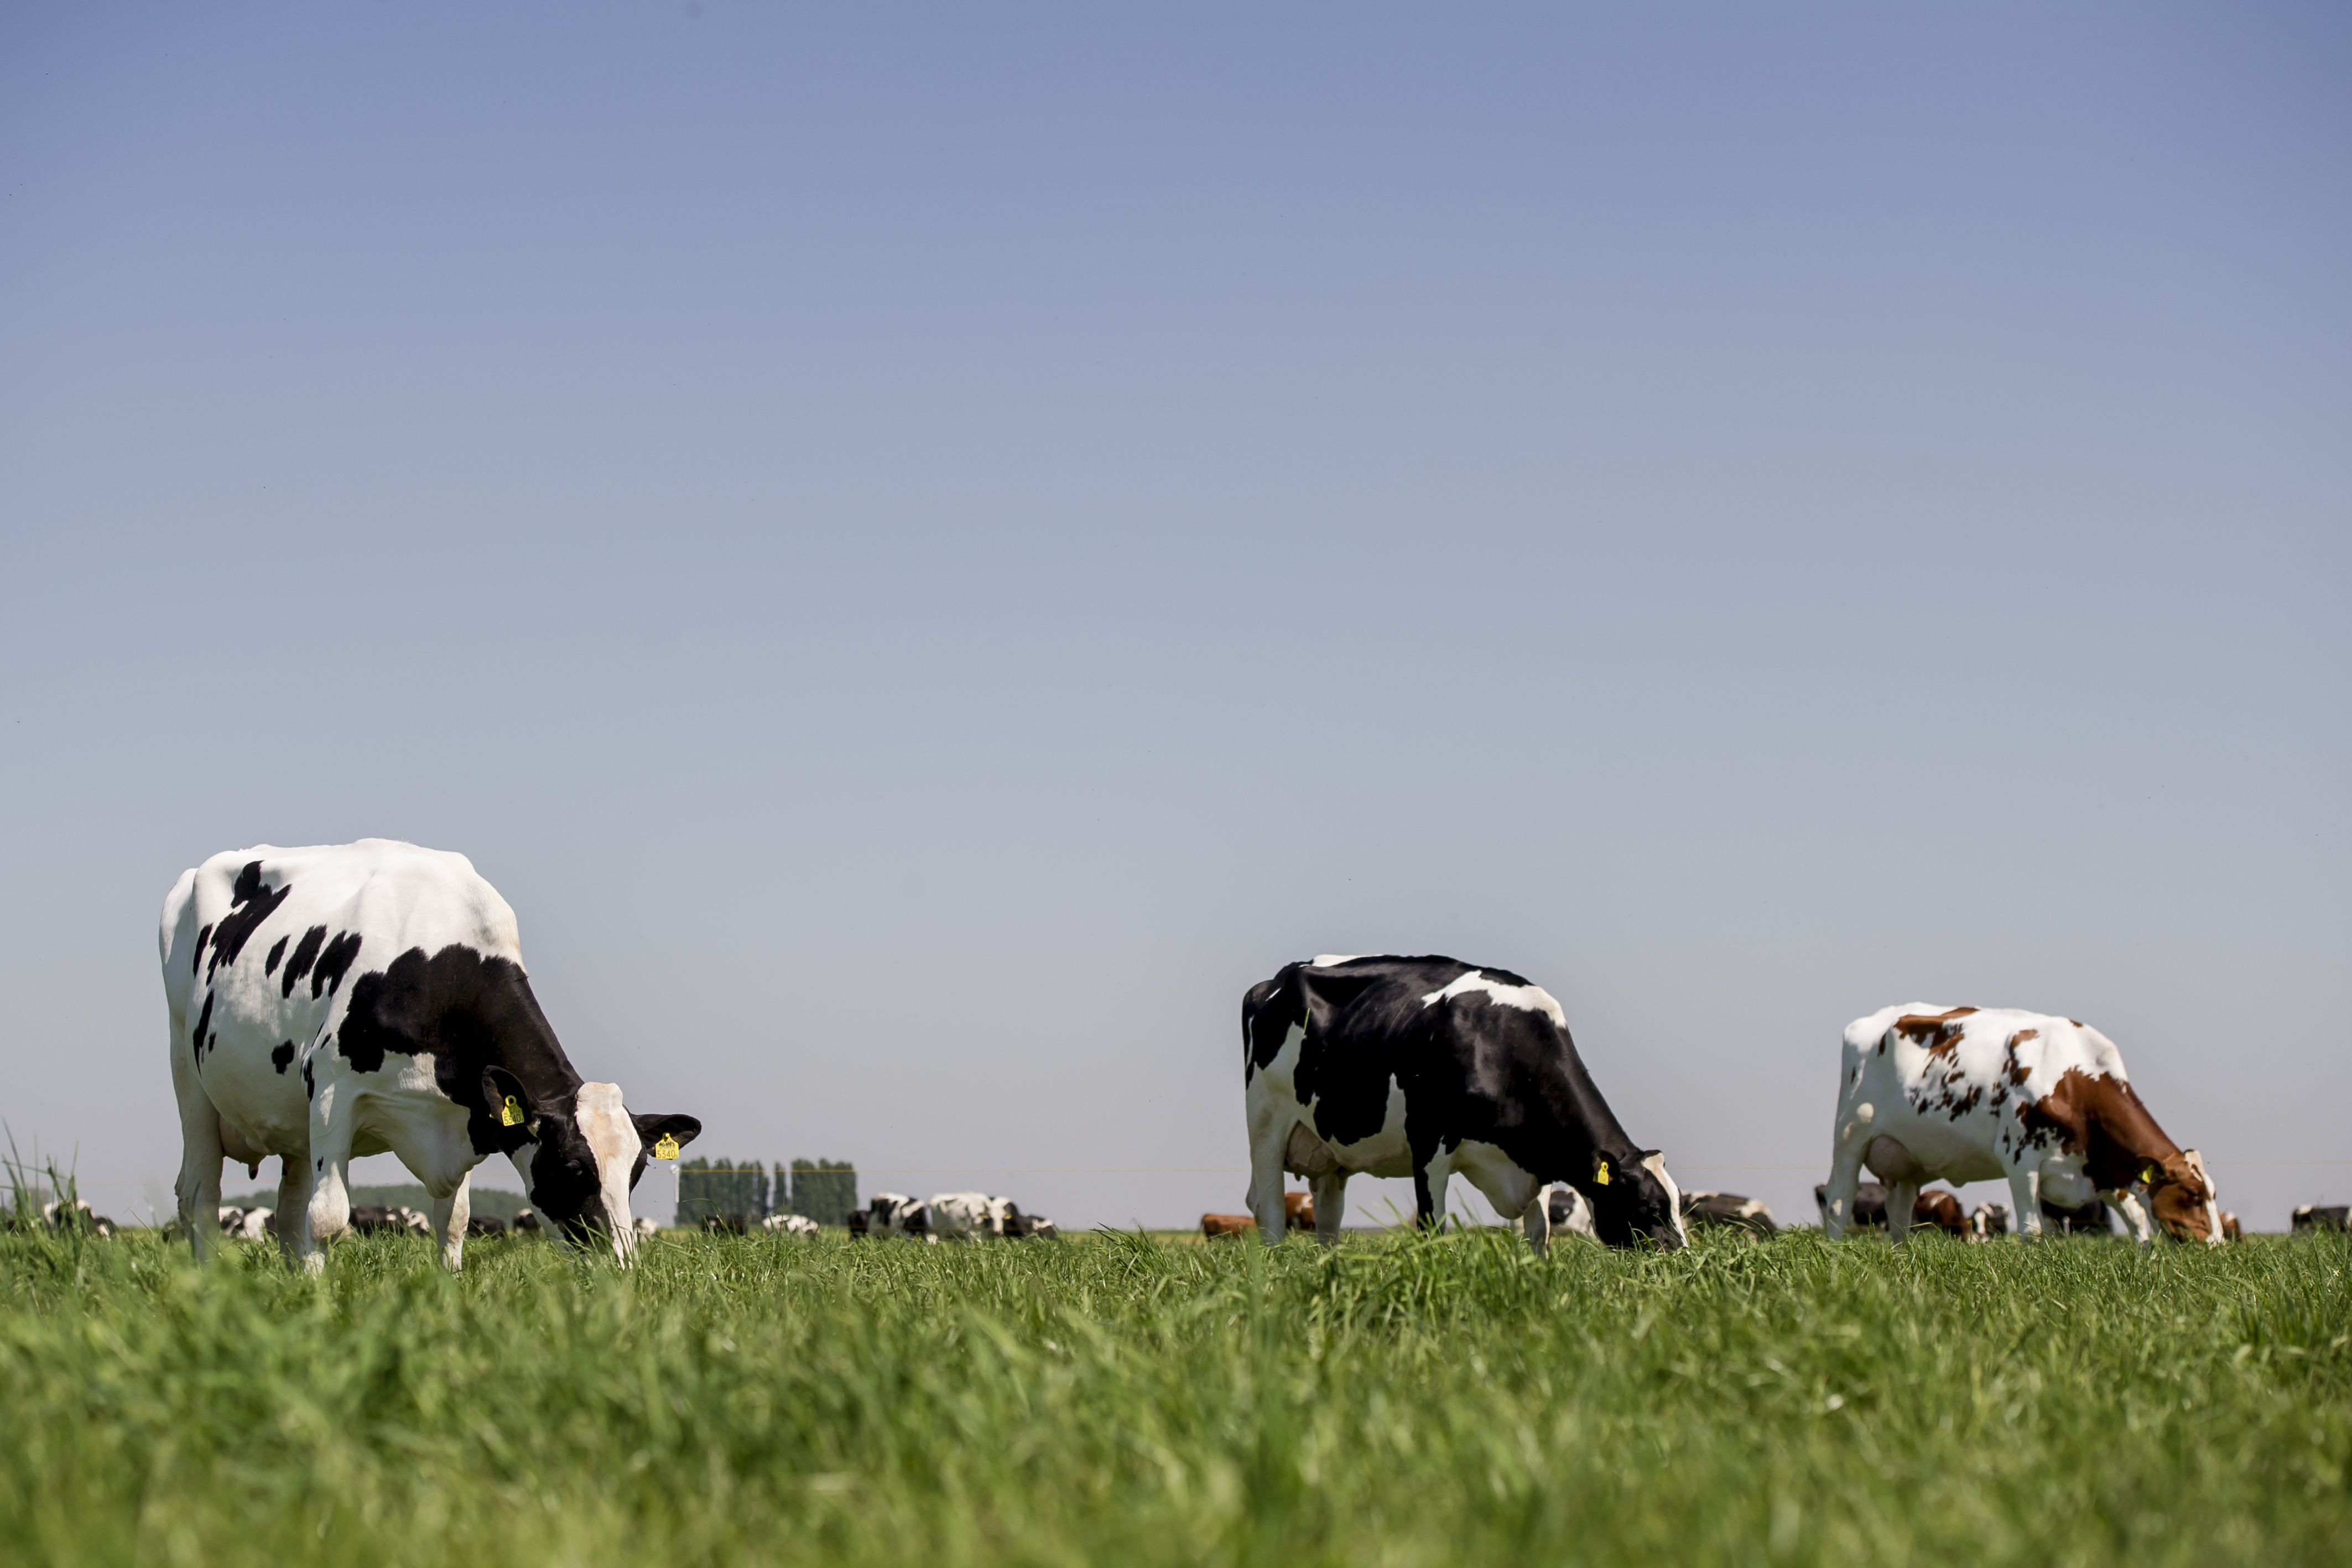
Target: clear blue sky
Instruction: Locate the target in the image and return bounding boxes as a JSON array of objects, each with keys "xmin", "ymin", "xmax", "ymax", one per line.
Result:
[{"xmin": 3, "ymin": 3, "xmax": 2345, "ymax": 1232}]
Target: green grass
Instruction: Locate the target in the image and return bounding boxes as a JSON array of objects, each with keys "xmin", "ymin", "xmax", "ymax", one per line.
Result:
[{"xmin": 1, "ymin": 1226, "xmax": 2345, "ymax": 1567}]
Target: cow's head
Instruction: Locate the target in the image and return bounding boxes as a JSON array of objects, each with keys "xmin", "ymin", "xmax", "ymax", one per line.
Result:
[
  {"xmin": 491, "ymin": 1071, "xmax": 701, "ymax": 1263},
  {"xmin": 1585, "ymin": 1149, "xmax": 1687, "ymax": 1251},
  {"xmin": 2145, "ymin": 1149, "xmax": 2221, "ymax": 1246}
]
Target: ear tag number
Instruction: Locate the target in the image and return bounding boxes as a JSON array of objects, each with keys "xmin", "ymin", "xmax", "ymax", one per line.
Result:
[
  {"xmin": 499, "ymin": 1095, "xmax": 524, "ymax": 1128},
  {"xmin": 1594, "ymin": 1159, "xmax": 1611, "ymax": 1186},
  {"xmin": 653, "ymin": 1133, "xmax": 680, "ymax": 1160}
]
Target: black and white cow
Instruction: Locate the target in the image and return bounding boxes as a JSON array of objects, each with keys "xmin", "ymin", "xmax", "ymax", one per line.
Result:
[
  {"xmin": 1242, "ymin": 955, "xmax": 1685, "ymax": 1253},
  {"xmin": 161, "ymin": 840, "xmax": 701, "ymax": 1272}
]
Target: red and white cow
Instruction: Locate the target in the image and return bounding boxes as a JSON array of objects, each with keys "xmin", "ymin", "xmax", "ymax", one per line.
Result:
[{"xmin": 1824, "ymin": 1004, "xmax": 2219, "ymax": 1246}]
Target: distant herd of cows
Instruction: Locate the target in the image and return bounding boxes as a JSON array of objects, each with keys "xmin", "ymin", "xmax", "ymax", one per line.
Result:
[{"xmin": 48, "ymin": 836, "xmax": 2323, "ymax": 1270}]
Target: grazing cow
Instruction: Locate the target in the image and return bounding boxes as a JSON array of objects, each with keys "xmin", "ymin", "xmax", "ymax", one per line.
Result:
[
  {"xmin": 1680, "ymin": 1191, "xmax": 1777, "ymax": 1236},
  {"xmin": 1969, "ymin": 1203, "xmax": 2010, "ymax": 1239},
  {"xmin": 465, "ymin": 1215, "xmax": 506, "ymax": 1238},
  {"xmin": 1817, "ymin": 1181, "xmax": 1891, "ymax": 1231},
  {"xmin": 846, "ymin": 1208, "xmax": 871, "ymax": 1238},
  {"xmin": 346, "ymin": 1205, "xmax": 409, "ymax": 1235},
  {"xmin": 512, "ymin": 1208, "xmax": 543, "ymax": 1234},
  {"xmin": 1243, "ymin": 956, "xmax": 1685, "ymax": 1253},
  {"xmin": 1825, "ymin": 1005, "xmax": 2220, "ymax": 1246},
  {"xmin": 866, "ymin": 1194, "xmax": 918, "ymax": 1237},
  {"xmin": 160, "ymin": 841, "xmax": 701, "ymax": 1273},
  {"xmin": 700, "ymin": 1212, "xmax": 750, "ymax": 1234},
  {"xmin": 763, "ymin": 1213, "xmax": 820, "ymax": 1238},
  {"xmin": 924, "ymin": 1192, "xmax": 1019, "ymax": 1240},
  {"xmin": 1912, "ymin": 1188, "xmax": 1968, "ymax": 1238},
  {"xmin": 2292, "ymin": 1205, "xmax": 2349, "ymax": 1234},
  {"xmin": 1008, "ymin": 1212, "xmax": 1058, "ymax": 1239},
  {"xmin": 218, "ymin": 1206, "xmax": 247, "ymax": 1232},
  {"xmin": 633, "ymin": 1216, "xmax": 658, "ymax": 1237},
  {"xmin": 235, "ymin": 1206, "xmax": 275, "ymax": 1241},
  {"xmin": 41, "ymin": 1200, "xmax": 113, "ymax": 1237},
  {"xmin": 1201, "ymin": 1213, "xmax": 1256, "ymax": 1238}
]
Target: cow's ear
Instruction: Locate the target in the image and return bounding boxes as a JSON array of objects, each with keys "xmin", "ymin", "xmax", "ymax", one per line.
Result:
[
  {"xmin": 482, "ymin": 1066, "xmax": 538, "ymax": 1146},
  {"xmin": 633, "ymin": 1113, "xmax": 701, "ymax": 1160}
]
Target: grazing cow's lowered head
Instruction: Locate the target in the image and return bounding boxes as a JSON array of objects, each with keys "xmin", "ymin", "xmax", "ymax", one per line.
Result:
[
  {"xmin": 2142, "ymin": 1149, "xmax": 2220, "ymax": 1246},
  {"xmin": 1583, "ymin": 1149, "xmax": 1685, "ymax": 1251},
  {"xmin": 488, "ymin": 1075, "xmax": 699, "ymax": 1262}
]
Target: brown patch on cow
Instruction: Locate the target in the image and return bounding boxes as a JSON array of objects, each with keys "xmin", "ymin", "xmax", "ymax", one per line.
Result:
[
  {"xmin": 1284, "ymin": 1191, "xmax": 1315, "ymax": 1231},
  {"xmin": 2022, "ymin": 1069, "xmax": 2212, "ymax": 1242},
  {"xmin": 1895, "ymin": 1007, "xmax": 1978, "ymax": 1058},
  {"xmin": 1201, "ymin": 1213, "xmax": 1257, "ymax": 1238}
]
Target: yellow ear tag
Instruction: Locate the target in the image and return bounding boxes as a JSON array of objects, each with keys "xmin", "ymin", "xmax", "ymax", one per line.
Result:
[
  {"xmin": 653, "ymin": 1133, "xmax": 680, "ymax": 1160},
  {"xmin": 1594, "ymin": 1159, "xmax": 1611, "ymax": 1186},
  {"xmin": 499, "ymin": 1095, "xmax": 523, "ymax": 1128},
  {"xmin": 2141, "ymin": 1163, "xmax": 2159, "ymax": 1186}
]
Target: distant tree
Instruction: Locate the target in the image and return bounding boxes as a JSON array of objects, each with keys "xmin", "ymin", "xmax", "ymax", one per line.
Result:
[{"xmin": 788, "ymin": 1159, "xmax": 858, "ymax": 1227}]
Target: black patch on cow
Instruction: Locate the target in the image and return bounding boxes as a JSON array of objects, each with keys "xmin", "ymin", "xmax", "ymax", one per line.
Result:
[
  {"xmin": 271, "ymin": 1040, "xmax": 295, "ymax": 1074},
  {"xmin": 264, "ymin": 936, "xmax": 289, "ymax": 976},
  {"xmin": 189, "ymin": 992, "xmax": 214, "ymax": 1067},
  {"xmin": 192, "ymin": 924, "xmax": 213, "ymax": 977},
  {"xmin": 206, "ymin": 862, "xmax": 294, "ymax": 980},
  {"xmin": 311, "ymin": 930, "xmax": 362, "ymax": 998},
  {"xmin": 280, "ymin": 925, "xmax": 327, "ymax": 998},
  {"xmin": 301, "ymin": 1056, "xmax": 315, "ymax": 1099},
  {"xmin": 331, "ymin": 943, "xmax": 695, "ymax": 1233},
  {"xmin": 1243, "ymin": 955, "xmax": 1683, "ymax": 1249}
]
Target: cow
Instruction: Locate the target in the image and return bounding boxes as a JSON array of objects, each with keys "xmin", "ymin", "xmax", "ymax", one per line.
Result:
[
  {"xmin": 1008, "ymin": 1212, "xmax": 1058, "ymax": 1239},
  {"xmin": 700, "ymin": 1212, "xmax": 751, "ymax": 1234},
  {"xmin": 234, "ymin": 1206, "xmax": 275, "ymax": 1241},
  {"xmin": 1680, "ymin": 1190, "xmax": 1777, "ymax": 1236},
  {"xmin": 2292, "ymin": 1205, "xmax": 2349, "ymax": 1234},
  {"xmin": 1201, "ymin": 1213, "xmax": 1256, "ymax": 1238},
  {"xmin": 161, "ymin": 840, "xmax": 703, "ymax": 1273},
  {"xmin": 2041, "ymin": 1195, "xmax": 2114, "ymax": 1235},
  {"xmin": 1825, "ymin": 1004, "xmax": 2220, "ymax": 1247},
  {"xmin": 465, "ymin": 1215, "xmax": 506, "ymax": 1237},
  {"xmin": 924, "ymin": 1192, "xmax": 1016, "ymax": 1240},
  {"xmin": 346, "ymin": 1205, "xmax": 412, "ymax": 1235},
  {"xmin": 1969, "ymin": 1202, "xmax": 2010, "ymax": 1239},
  {"xmin": 512, "ymin": 1208, "xmax": 543, "ymax": 1234},
  {"xmin": 866, "ymin": 1193, "xmax": 919, "ymax": 1237},
  {"xmin": 2219, "ymin": 1211, "xmax": 2242, "ymax": 1241},
  {"xmin": 1912, "ymin": 1188, "xmax": 1968, "ymax": 1238},
  {"xmin": 1243, "ymin": 955, "xmax": 1685, "ymax": 1253},
  {"xmin": 41, "ymin": 1200, "xmax": 113, "ymax": 1237},
  {"xmin": 763, "ymin": 1213, "xmax": 820, "ymax": 1238}
]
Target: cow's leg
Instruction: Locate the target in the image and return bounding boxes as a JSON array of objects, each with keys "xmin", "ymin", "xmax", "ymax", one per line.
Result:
[
  {"xmin": 1822, "ymin": 1131, "xmax": 1868, "ymax": 1242},
  {"xmin": 1247, "ymin": 1121, "xmax": 1291, "ymax": 1244},
  {"xmin": 2007, "ymin": 1164, "xmax": 2044, "ymax": 1241},
  {"xmin": 429, "ymin": 1171, "xmax": 473, "ymax": 1273},
  {"xmin": 300, "ymin": 1088, "xmax": 357, "ymax": 1275},
  {"xmin": 1412, "ymin": 1150, "xmax": 1453, "ymax": 1234},
  {"xmin": 170, "ymin": 1052, "xmax": 225, "ymax": 1264},
  {"xmin": 1520, "ymin": 1192, "xmax": 1551, "ymax": 1257},
  {"xmin": 273, "ymin": 1154, "xmax": 314, "ymax": 1269},
  {"xmin": 2109, "ymin": 1189, "xmax": 2155, "ymax": 1247},
  {"xmin": 1887, "ymin": 1179, "xmax": 1922, "ymax": 1247},
  {"xmin": 1310, "ymin": 1170, "xmax": 1347, "ymax": 1246}
]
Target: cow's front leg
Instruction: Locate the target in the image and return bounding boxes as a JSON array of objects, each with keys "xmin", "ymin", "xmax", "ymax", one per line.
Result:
[
  {"xmin": 1412, "ymin": 1145, "xmax": 1452, "ymax": 1233},
  {"xmin": 1887, "ymin": 1179, "xmax": 1922, "ymax": 1247},
  {"xmin": 1246, "ymin": 1120, "xmax": 1291, "ymax": 1244},
  {"xmin": 2006, "ymin": 1164, "xmax": 2045, "ymax": 1241},
  {"xmin": 1822, "ymin": 1128, "xmax": 1869, "ymax": 1241},
  {"xmin": 2109, "ymin": 1188, "xmax": 2155, "ymax": 1247},
  {"xmin": 1310, "ymin": 1170, "xmax": 1348, "ymax": 1247},
  {"xmin": 429, "ymin": 1171, "xmax": 473, "ymax": 1273}
]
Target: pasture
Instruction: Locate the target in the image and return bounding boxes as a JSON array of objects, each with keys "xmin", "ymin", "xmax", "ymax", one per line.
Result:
[{"xmin": 1, "ymin": 1226, "xmax": 2345, "ymax": 1567}]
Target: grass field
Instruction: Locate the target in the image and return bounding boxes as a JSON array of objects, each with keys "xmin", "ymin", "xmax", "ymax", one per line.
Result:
[{"xmin": 1, "ymin": 1225, "xmax": 2345, "ymax": 1567}]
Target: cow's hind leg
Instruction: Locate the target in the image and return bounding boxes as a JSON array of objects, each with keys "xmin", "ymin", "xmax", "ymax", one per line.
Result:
[
  {"xmin": 171, "ymin": 1060, "xmax": 226, "ymax": 1263},
  {"xmin": 1246, "ymin": 1120, "xmax": 1290, "ymax": 1244},
  {"xmin": 1822, "ymin": 1119, "xmax": 1870, "ymax": 1242},
  {"xmin": 1310, "ymin": 1171, "xmax": 1347, "ymax": 1247},
  {"xmin": 1412, "ymin": 1148, "xmax": 1453, "ymax": 1234},
  {"xmin": 1887, "ymin": 1178, "xmax": 1922, "ymax": 1247},
  {"xmin": 300, "ymin": 1087, "xmax": 358, "ymax": 1275},
  {"xmin": 273, "ymin": 1155, "xmax": 313, "ymax": 1268},
  {"xmin": 2006, "ymin": 1163, "xmax": 2045, "ymax": 1241}
]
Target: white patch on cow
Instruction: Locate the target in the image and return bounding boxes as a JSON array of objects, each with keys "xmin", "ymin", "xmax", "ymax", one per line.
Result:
[
  {"xmin": 1418, "ymin": 971, "xmax": 1567, "ymax": 1028},
  {"xmin": 1641, "ymin": 1150, "xmax": 1688, "ymax": 1247},
  {"xmin": 573, "ymin": 1082, "xmax": 641, "ymax": 1264},
  {"xmin": 925, "ymin": 1192, "xmax": 997, "ymax": 1239},
  {"xmin": 1309, "ymin": 955, "xmax": 1362, "ymax": 968}
]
